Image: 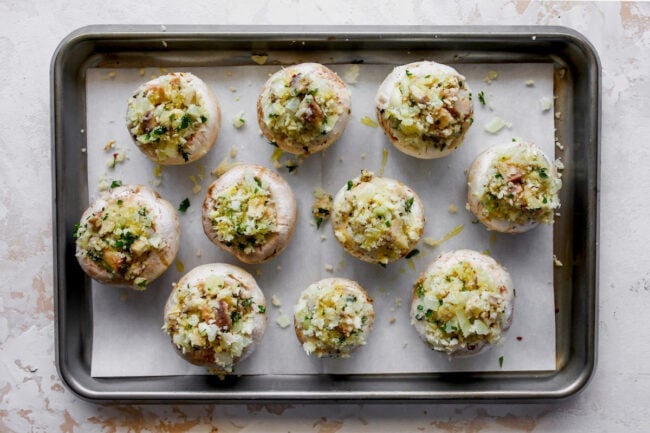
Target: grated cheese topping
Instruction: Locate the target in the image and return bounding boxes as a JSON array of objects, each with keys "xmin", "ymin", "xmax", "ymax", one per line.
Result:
[
  {"xmin": 163, "ymin": 272, "xmax": 264, "ymax": 372},
  {"xmin": 206, "ymin": 172, "xmax": 278, "ymax": 254},
  {"xmin": 412, "ymin": 255, "xmax": 511, "ymax": 353},
  {"xmin": 126, "ymin": 73, "xmax": 209, "ymax": 162},
  {"xmin": 294, "ymin": 280, "xmax": 374, "ymax": 357},
  {"xmin": 478, "ymin": 141, "xmax": 562, "ymax": 226},
  {"xmin": 260, "ymin": 68, "xmax": 346, "ymax": 148}
]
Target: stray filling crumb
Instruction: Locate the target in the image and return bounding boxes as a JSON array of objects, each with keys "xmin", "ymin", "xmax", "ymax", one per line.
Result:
[
  {"xmin": 127, "ymin": 73, "xmax": 209, "ymax": 162},
  {"xmin": 74, "ymin": 195, "xmax": 163, "ymax": 288},
  {"xmin": 207, "ymin": 173, "xmax": 277, "ymax": 254},
  {"xmin": 294, "ymin": 282, "xmax": 373, "ymax": 357},
  {"xmin": 163, "ymin": 273, "xmax": 265, "ymax": 372},
  {"xmin": 379, "ymin": 67, "xmax": 473, "ymax": 151},
  {"xmin": 479, "ymin": 143, "xmax": 561, "ymax": 225},
  {"xmin": 412, "ymin": 260, "xmax": 509, "ymax": 353},
  {"xmin": 312, "ymin": 188, "xmax": 333, "ymax": 228}
]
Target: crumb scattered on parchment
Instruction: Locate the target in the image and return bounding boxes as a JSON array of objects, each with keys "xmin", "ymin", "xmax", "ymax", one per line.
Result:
[
  {"xmin": 230, "ymin": 147, "xmax": 238, "ymax": 159},
  {"xmin": 361, "ymin": 116, "xmax": 378, "ymax": 128},
  {"xmin": 120, "ymin": 291, "xmax": 128, "ymax": 302},
  {"xmin": 555, "ymin": 112, "xmax": 562, "ymax": 119},
  {"xmin": 389, "ymin": 317, "xmax": 397, "ymax": 325},
  {"xmin": 176, "ymin": 259, "xmax": 184, "ymax": 273},
  {"xmin": 275, "ymin": 312, "xmax": 291, "ymax": 328},
  {"xmin": 212, "ymin": 157, "xmax": 238, "ymax": 177},
  {"xmin": 448, "ymin": 204, "xmax": 458, "ymax": 214},
  {"xmin": 553, "ymin": 254, "xmax": 563, "ymax": 267},
  {"xmin": 555, "ymin": 139, "xmax": 564, "ymax": 150},
  {"xmin": 271, "ymin": 295, "xmax": 282, "ymax": 307},
  {"xmin": 379, "ymin": 147, "xmax": 389, "ymax": 176},
  {"xmin": 320, "ymin": 235, "xmax": 327, "ymax": 242},
  {"xmin": 483, "ymin": 70, "xmax": 498, "ymax": 84},
  {"xmin": 325, "ymin": 264, "xmax": 334, "ymax": 272},
  {"xmin": 343, "ymin": 64, "xmax": 360, "ymax": 84},
  {"xmin": 104, "ymin": 139, "xmax": 116, "ymax": 151},
  {"xmin": 539, "ymin": 96, "xmax": 553, "ymax": 112},
  {"xmin": 189, "ymin": 175, "xmax": 202, "ymax": 194},
  {"xmin": 251, "ymin": 54, "xmax": 269, "ymax": 65},
  {"xmin": 139, "ymin": 68, "xmax": 146, "ymax": 76},
  {"xmin": 360, "ymin": 152, "xmax": 366, "ymax": 160},
  {"xmin": 232, "ymin": 111, "xmax": 246, "ymax": 128},
  {"xmin": 484, "ymin": 117, "xmax": 512, "ymax": 134},
  {"xmin": 276, "ymin": 265, "xmax": 282, "ymax": 271},
  {"xmin": 107, "ymin": 149, "xmax": 126, "ymax": 169},
  {"xmin": 424, "ymin": 224, "xmax": 465, "ymax": 248},
  {"xmin": 313, "ymin": 188, "xmax": 333, "ymax": 229},
  {"xmin": 196, "ymin": 249, "xmax": 202, "ymax": 257},
  {"xmin": 525, "ymin": 79, "xmax": 535, "ymax": 87},
  {"xmin": 255, "ymin": 269, "xmax": 263, "ymax": 277},
  {"xmin": 229, "ymin": 86, "xmax": 237, "ymax": 93}
]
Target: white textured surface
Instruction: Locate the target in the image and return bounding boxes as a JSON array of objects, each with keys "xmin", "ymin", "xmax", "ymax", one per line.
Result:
[{"xmin": 1, "ymin": 1, "xmax": 649, "ymax": 431}]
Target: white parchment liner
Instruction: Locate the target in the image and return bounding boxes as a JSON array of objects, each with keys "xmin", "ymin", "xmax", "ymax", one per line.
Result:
[{"xmin": 86, "ymin": 62, "xmax": 557, "ymax": 377}]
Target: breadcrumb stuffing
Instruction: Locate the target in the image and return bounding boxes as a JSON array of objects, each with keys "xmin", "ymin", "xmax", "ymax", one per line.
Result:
[{"xmin": 104, "ymin": 139, "xmax": 116, "ymax": 151}]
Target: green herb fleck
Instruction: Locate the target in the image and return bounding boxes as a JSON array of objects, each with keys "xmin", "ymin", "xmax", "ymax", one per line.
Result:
[
  {"xmin": 405, "ymin": 69, "xmax": 413, "ymax": 77},
  {"xmin": 177, "ymin": 114, "xmax": 192, "ymax": 131},
  {"xmin": 538, "ymin": 167, "xmax": 549, "ymax": 178},
  {"xmin": 478, "ymin": 91, "xmax": 486, "ymax": 105},
  {"xmin": 177, "ymin": 144, "xmax": 190, "ymax": 162},
  {"xmin": 405, "ymin": 249, "xmax": 420, "ymax": 259},
  {"xmin": 405, "ymin": 196, "xmax": 414, "ymax": 213},
  {"xmin": 258, "ymin": 305, "xmax": 266, "ymax": 314},
  {"xmin": 347, "ymin": 180, "xmax": 353, "ymax": 191},
  {"xmin": 200, "ymin": 115, "xmax": 207, "ymax": 123},
  {"xmin": 178, "ymin": 198, "xmax": 190, "ymax": 212},
  {"xmin": 316, "ymin": 217, "xmax": 323, "ymax": 228},
  {"xmin": 110, "ymin": 180, "xmax": 122, "ymax": 189},
  {"xmin": 230, "ymin": 311, "xmax": 242, "ymax": 323},
  {"xmin": 498, "ymin": 355, "xmax": 504, "ymax": 368},
  {"xmin": 72, "ymin": 223, "xmax": 81, "ymax": 239},
  {"xmin": 416, "ymin": 283, "xmax": 424, "ymax": 298}
]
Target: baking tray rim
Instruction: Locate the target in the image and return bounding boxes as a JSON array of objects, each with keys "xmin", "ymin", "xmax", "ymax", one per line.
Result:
[{"xmin": 51, "ymin": 24, "xmax": 600, "ymax": 403}]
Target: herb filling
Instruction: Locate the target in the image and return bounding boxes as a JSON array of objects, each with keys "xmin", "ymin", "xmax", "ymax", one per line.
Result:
[{"xmin": 208, "ymin": 173, "xmax": 278, "ymax": 254}]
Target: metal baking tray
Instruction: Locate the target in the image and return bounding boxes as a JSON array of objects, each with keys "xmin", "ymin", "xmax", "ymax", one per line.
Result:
[{"xmin": 51, "ymin": 25, "xmax": 599, "ymax": 402}]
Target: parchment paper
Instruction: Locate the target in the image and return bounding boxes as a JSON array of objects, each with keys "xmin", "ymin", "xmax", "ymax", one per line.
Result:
[{"xmin": 86, "ymin": 62, "xmax": 557, "ymax": 377}]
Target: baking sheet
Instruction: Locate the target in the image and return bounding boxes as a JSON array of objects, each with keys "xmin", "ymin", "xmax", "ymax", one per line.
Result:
[{"xmin": 85, "ymin": 63, "xmax": 557, "ymax": 377}]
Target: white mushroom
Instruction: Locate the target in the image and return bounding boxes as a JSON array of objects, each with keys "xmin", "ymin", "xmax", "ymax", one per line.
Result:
[
  {"xmin": 331, "ymin": 170, "xmax": 425, "ymax": 265},
  {"xmin": 257, "ymin": 63, "xmax": 351, "ymax": 155},
  {"xmin": 163, "ymin": 263, "xmax": 267, "ymax": 373},
  {"xmin": 293, "ymin": 278, "xmax": 374, "ymax": 358},
  {"xmin": 410, "ymin": 250, "xmax": 514, "ymax": 356},
  {"xmin": 202, "ymin": 164, "xmax": 297, "ymax": 264},
  {"xmin": 74, "ymin": 185, "xmax": 180, "ymax": 290},
  {"xmin": 126, "ymin": 72, "xmax": 221, "ymax": 165},
  {"xmin": 376, "ymin": 61, "xmax": 474, "ymax": 159},
  {"xmin": 467, "ymin": 140, "xmax": 562, "ymax": 233}
]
